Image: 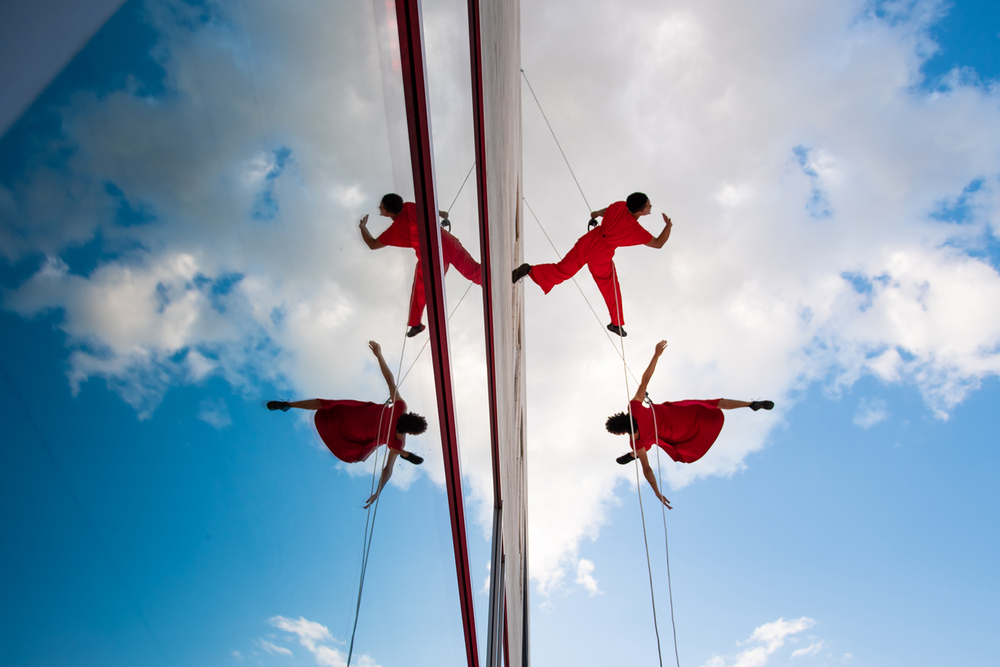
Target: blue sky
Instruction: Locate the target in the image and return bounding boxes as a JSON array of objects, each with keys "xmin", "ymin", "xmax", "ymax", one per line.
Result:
[{"xmin": 2, "ymin": 1, "xmax": 1000, "ymax": 666}]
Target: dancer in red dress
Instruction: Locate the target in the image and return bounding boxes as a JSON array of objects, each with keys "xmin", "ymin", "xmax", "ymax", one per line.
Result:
[
  {"xmin": 606, "ymin": 340, "xmax": 774, "ymax": 508},
  {"xmin": 512, "ymin": 192, "xmax": 673, "ymax": 337},
  {"xmin": 267, "ymin": 341, "xmax": 428, "ymax": 508},
  {"xmin": 360, "ymin": 193, "xmax": 482, "ymax": 337}
]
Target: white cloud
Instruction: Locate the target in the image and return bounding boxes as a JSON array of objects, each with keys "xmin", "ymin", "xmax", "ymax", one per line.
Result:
[
  {"xmin": 575, "ymin": 558, "xmax": 600, "ymax": 595},
  {"xmin": 257, "ymin": 639, "xmax": 292, "ymax": 657},
  {"xmin": 268, "ymin": 616, "xmax": 332, "ymax": 652},
  {"xmin": 3, "ymin": 0, "xmax": 1000, "ymax": 593},
  {"xmin": 198, "ymin": 398, "xmax": 232, "ymax": 429},
  {"xmin": 702, "ymin": 617, "xmax": 817, "ymax": 667},
  {"xmin": 231, "ymin": 650, "xmax": 244, "ymax": 662},
  {"xmin": 269, "ymin": 615, "xmax": 380, "ymax": 667},
  {"xmin": 853, "ymin": 397, "xmax": 888, "ymax": 428},
  {"xmin": 791, "ymin": 641, "xmax": 825, "ymax": 658}
]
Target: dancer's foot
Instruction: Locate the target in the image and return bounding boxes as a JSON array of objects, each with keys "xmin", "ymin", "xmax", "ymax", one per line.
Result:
[
  {"xmin": 267, "ymin": 401, "xmax": 291, "ymax": 412},
  {"xmin": 607, "ymin": 324, "xmax": 627, "ymax": 337},
  {"xmin": 512, "ymin": 263, "xmax": 531, "ymax": 284},
  {"xmin": 402, "ymin": 451, "xmax": 424, "ymax": 465},
  {"xmin": 749, "ymin": 400, "xmax": 774, "ymax": 411},
  {"xmin": 406, "ymin": 324, "xmax": 426, "ymax": 338},
  {"xmin": 616, "ymin": 452, "xmax": 636, "ymax": 465}
]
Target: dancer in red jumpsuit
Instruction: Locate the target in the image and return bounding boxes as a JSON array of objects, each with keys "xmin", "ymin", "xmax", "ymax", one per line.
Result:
[
  {"xmin": 606, "ymin": 340, "xmax": 774, "ymax": 508},
  {"xmin": 360, "ymin": 193, "xmax": 482, "ymax": 337},
  {"xmin": 512, "ymin": 192, "xmax": 673, "ymax": 337},
  {"xmin": 267, "ymin": 341, "xmax": 427, "ymax": 508}
]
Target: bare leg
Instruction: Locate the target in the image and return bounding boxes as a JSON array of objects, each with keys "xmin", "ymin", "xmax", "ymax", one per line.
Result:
[
  {"xmin": 286, "ymin": 399, "xmax": 323, "ymax": 410},
  {"xmin": 718, "ymin": 399, "xmax": 751, "ymax": 410}
]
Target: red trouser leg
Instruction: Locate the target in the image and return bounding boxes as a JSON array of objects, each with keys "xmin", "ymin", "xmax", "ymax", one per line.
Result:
[
  {"xmin": 407, "ymin": 258, "xmax": 452, "ymax": 327},
  {"xmin": 408, "ymin": 261, "xmax": 425, "ymax": 327},
  {"xmin": 589, "ymin": 258, "xmax": 625, "ymax": 326},
  {"xmin": 442, "ymin": 230, "xmax": 482, "ymax": 285},
  {"xmin": 528, "ymin": 230, "xmax": 597, "ymax": 293}
]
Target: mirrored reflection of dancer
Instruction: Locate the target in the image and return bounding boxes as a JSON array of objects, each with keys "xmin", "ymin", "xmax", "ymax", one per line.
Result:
[
  {"xmin": 267, "ymin": 341, "xmax": 428, "ymax": 508},
  {"xmin": 512, "ymin": 192, "xmax": 673, "ymax": 337},
  {"xmin": 606, "ymin": 340, "xmax": 774, "ymax": 508},
  {"xmin": 359, "ymin": 193, "xmax": 482, "ymax": 337}
]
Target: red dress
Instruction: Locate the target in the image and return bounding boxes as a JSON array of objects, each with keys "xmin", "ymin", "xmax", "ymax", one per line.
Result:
[
  {"xmin": 628, "ymin": 399, "xmax": 723, "ymax": 463},
  {"xmin": 314, "ymin": 399, "xmax": 407, "ymax": 463},
  {"xmin": 377, "ymin": 203, "xmax": 482, "ymax": 326},
  {"xmin": 528, "ymin": 201, "xmax": 653, "ymax": 326}
]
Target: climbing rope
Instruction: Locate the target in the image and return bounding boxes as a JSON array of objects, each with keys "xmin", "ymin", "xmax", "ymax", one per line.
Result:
[
  {"xmin": 521, "ymin": 69, "xmax": 592, "ymax": 215},
  {"xmin": 346, "ymin": 330, "xmax": 408, "ymax": 667},
  {"xmin": 610, "ymin": 272, "xmax": 665, "ymax": 667},
  {"xmin": 347, "ymin": 163, "xmax": 476, "ymax": 664},
  {"xmin": 444, "ymin": 162, "xmax": 476, "ymax": 215},
  {"xmin": 648, "ymin": 396, "xmax": 682, "ymax": 667},
  {"xmin": 521, "ymin": 68, "xmax": 681, "ymax": 667}
]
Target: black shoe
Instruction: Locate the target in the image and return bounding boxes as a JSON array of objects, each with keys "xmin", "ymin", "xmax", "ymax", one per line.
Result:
[
  {"xmin": 607, "ymin": 324, "xmax": 627, "ymax": 337},
  {"xmin": 267, "ymin": 401, "xmax": 291, "ymax": 412},
  {"xmin": 749, "ymin": 400, "xmax": 774, "ymax": 411},
  {"xmin": 588, "ymin": 218, "xmax": 599, "ymax": 230},
  {"xmin": 406, "ymin": 324, "xmax": 426, "ymax": 338},
  {"xmin": 616, "ymin": 452, "xmax": 635, "ymax": 465},
  {"xmin": 512, "ymin": 263, "xmax": 531, "ymax": 284},
  {"xmin": 402, "ymin": 451, "xmax": 424, "ymax": 465}
]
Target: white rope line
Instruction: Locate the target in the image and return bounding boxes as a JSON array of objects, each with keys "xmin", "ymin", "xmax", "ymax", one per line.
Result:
[
  {"xmin": 521, "ymin": 197, "xmax": 642, "ymax": 387},
  {"xmin": 346, "ymin": 328, "xmax": 409, "ymax": 667},
  {"xmin": 521, "ymin": 69, "xmax": 592, "ymax": 215},
  {"xmin": 396, "ymin": 279, "xmax": 475, "ymax": 389},
  {"xmin": 523, "ymin": 68, "xmax": 681, "ymax": 666},
  {"xmin": 445, "ymin": 162, "xmax": 476, "ymax": 214},
  {"xmin": 613, "ymin": 271, "xmax": 665, "ymax": 667},
  {"xmin": 649, "ymin": 398, "xmax": 682, "ymax": 667}
]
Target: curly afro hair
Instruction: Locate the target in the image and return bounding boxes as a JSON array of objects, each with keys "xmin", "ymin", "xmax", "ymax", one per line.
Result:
[
  {"xmin": 396, "ymin": 411, "xmax": 428, "ymax": 435},
  {"xmin": 605, "ymin": 412, "xmax": 638, "ymax": 435}
]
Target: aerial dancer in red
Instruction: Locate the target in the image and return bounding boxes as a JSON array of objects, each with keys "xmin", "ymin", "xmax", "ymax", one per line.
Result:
[
  {"xmin": 606, "ymin": 340, "xmax": 774, "ymax": 508},
  {"xmin": 512, "ymin": 192, "xmax": 673, "ymax": 337},
  {"xmin": 267, "ymin": 341, "xmax": 428, "ymax": 508},
  {"xmin": 359, "ymin": 193, "xmax": 482, "ymax": 337}
]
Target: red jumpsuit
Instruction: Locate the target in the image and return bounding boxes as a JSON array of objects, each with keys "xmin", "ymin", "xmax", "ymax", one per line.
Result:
[
  {"xmin": 528, "ymin": 201, "xmax": 653, "ymax": 326},
  {"xmin": 628, "ymin": 398, "xmax": 724, "ymax": 463},
  {"xmin": 314, "ymin": 399, "xmax": 407, "ymax": 463},
  {"xmin": 377, "ymin": 203, "xmax": 482, "ymax": 327}
]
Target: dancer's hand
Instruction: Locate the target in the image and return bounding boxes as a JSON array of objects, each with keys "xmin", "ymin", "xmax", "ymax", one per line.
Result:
[
  {"xmin": 363, "ymin": 491, "xmax": 379, "ymax": 509},
  {"xmin": 662, "ymin": 213, "xmax": 672, "ymax": 227},
  {"xmin": 359, "ymin": 214, "xmax": 369, "ymax": 228},
  {"xmin": 369, "ymin": 340, "xmax": 382, "ymax": 358},
  {"xmin": 654, "ymin": 340, "xmax": 668, "ymax": 356},
  {"xmin": 658, "ymin": 493, "xmax": 673, "ymax": 510}
]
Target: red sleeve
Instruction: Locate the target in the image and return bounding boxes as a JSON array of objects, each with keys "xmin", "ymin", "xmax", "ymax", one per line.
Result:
[
  {"xmin": 376, "ymin": 203, "xmax": 420, "ymax": 248},
  {"xmin": 601, "ymin": 201, "xmax": 653, "ymax": 247}
]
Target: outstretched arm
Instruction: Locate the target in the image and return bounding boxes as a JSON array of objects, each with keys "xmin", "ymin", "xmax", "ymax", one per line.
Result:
[
  {"xmin": 590, "ymin": 206, "xmax": 608, "ymax": 219},
  {"xmin": 645, "ymin": 213, "xmax": 673, "ymax": 248},
  {"xmin": 363, "ymin": 448, "xmax": 401, "ymax": 508},
  {"xmin": 369, "ymin": 341, "xmax": 400, "ymax": 401},
  {"xmin": 633, "ymin": 340, "xmax": 668, "ymax": 402},
  {"xmin": 636, "ymin": 447, "xmax": 672, "ymax": 509},
  {"xmin": 359, "ymin": 214, "xmax": 386, "ymax": 249}
]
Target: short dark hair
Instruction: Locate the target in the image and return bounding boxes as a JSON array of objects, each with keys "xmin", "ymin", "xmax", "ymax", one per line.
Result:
[
  {"xmin": 381, "ymin": 193, "xmax": 404, "ymax": 215},
  {"xmin": 606, "ymin": 412, "xmax": 638, "ymax": 435},
  {"xmin": 397, "ymin": 411, "xmax": 428, "ymax": 435},
  {"xmin": 626, "ymin": 192, "xmax": 649, "ymax": 214}
]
